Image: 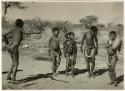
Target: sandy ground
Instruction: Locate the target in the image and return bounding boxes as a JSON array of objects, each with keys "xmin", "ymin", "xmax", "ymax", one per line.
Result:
[{"xmin": 2, "ymin": 47, "xmax": 124, "ymax": 90}]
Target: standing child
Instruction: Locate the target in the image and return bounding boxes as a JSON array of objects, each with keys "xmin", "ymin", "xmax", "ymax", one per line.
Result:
[
  {"xmin": 48, "ymin": 27, "xmax": 62, "ymax": 76},
  {"xmin": 2, "ymin": 19, "xmax": 24, "ymax": 84},
  {"xmin": 80, "ymin": 26, "xmax": 98, "ymax": 78},
  {"xmin": 105, "ymin": 31, "xmax": 122, "ymax": 87},
  {"xmin": 63, "ymin": 32, "xmax": 77, "ymax": 77}
]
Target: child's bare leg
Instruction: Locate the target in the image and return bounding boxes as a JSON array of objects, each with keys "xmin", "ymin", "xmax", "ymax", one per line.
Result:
[
  {"xmin": 7, "ymin": 52, "xmax": 14, "ymax": 80},
  {"xmin": 111, "ymin": 60, "xmax": 117, "ymax": 86},
  {"xmin": 90, "ymin": 51, "xmax": 96, "ymax": 78},
  {"xmin": 55, "ymin": 54, "xmax": 61, "ymax": 73},
  {"xmin": 91, "ymin": 59, "xmax": 95, "ymax": 78},
  {"xmin": 71, "ymin": 57, "xmax": 75, "ymax": 77},
  {"xmin": 85, "ymin": 58, "xmax": 91, "ymax": 78},
  {"xmin": 108, "ymin": 65, "xmax": 114, "ymax": 84},
  {"xmin": 66, "ymin": 55, "xmax": 70, "ymax": 76},
  {"xmin": 12, "ymin": 49, "xmax": 19, "ymax": 82},
  {"xmin": 51, "ymin": 54, "xmax": 56, "ymax": 75}
]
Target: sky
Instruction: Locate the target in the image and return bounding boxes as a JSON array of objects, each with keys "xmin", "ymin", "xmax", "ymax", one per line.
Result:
[{"xmin": 3, "ymin": 2, "xmax": 123, "ymax": 24}]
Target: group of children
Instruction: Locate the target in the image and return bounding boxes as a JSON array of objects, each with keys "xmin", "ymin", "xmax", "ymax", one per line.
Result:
[{"xmin": 3, "ymin": 19, "xmax": 122, "ymax": 87}]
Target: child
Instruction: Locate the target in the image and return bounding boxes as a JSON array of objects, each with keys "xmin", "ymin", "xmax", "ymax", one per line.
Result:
[
  {"xmin": 48, "ymin": 27, "xmax": 62, "ymax": 76},
  {"xmin": 2, "ymin": 19, "xmax": 24, "ymax": 84},
  {"xmin": 63, "ymin": 32, "xmax": 77, "ymax": 77},
  {"xmin": 105, "ymin": 31, "xmax": 122, "ymax": 87},
  {"xmin": 80, "ymin": 26, "xmax": 98, "ymax": 78}
]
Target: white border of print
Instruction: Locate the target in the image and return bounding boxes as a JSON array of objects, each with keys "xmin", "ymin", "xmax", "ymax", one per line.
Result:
[{"xmin": 0, "ymin": 0, "xmax": 124, "ymax": 91}]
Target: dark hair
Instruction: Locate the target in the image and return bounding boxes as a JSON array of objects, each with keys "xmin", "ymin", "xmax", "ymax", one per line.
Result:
[
  {"xmin": 15, "ymin": 19, "xmax": 24, "ymax": 28},
  {"xmin": 70, "ymin": 32, "xmax": 75, "ymax": 36},
  {"xmin": 52, "ymin": 27, "xmax": 59, "ymax": 32},
  {"xmin": 90, "ymin": 26, "xmax": 98, "ymax": 32},
  {"xmin": 67, "ymin": 32, "xmax": 71, "ymax": 36},
  {"xmin": 109, "ymin": 31, "xmax": 117, "ymax": 35}
]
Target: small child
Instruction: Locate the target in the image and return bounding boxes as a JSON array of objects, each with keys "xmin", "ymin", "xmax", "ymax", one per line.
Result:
[
  {"xmin": 63, "ymin": 32, "xmax": 77, "ymax": 77},
  {"xmin": 2, "ymin": 19, "xmax": 24, "ymax": 84},
  {"xmin": 105, "ymin": 31, "xmax": 122, "ymax": 87},
  {"xmin": 48, "ymin": 27, "xmax": 62, "ymax": 76}
]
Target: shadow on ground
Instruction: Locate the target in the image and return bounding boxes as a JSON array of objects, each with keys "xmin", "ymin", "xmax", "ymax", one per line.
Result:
[
  {"xmin": 94, "ymin": 69, "xmax": 108, "ymax": 76},
  {"xmin": 59, "ymin": 68, "xmax": 88, "ymax": 76},
  {"xmin": 117, "ymin": 75, "xmax": 124, "ymax": 84},
  {"xmin": 59, "ymin": 68, "xmax": 108, "ymax": 77},
  {"xmin": 2, "ymin": 70, "xmax": 23, "ymax": 74},
  {"xmin": 34, "ymin": 56, "xmax": 51, "ymax": 62},
  {"xmin": 18, "ymin": 73, "xmax": 69, "ymax": 84}
]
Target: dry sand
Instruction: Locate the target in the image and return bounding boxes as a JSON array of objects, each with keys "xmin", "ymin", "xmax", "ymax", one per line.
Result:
[{"xmin": 2, "ymin": 47, "xmax": 124, "ymax": 90}]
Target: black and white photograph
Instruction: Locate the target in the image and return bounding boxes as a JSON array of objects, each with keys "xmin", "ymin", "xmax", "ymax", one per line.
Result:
[{"xmin": 2, "ymin": 0, "xmax": 124, "ymax": 90}]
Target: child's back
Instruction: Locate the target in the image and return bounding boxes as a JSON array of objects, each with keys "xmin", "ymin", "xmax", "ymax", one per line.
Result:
[{"xmin": 11, "ymin": 27, "xmax": 23, "ymax": 46}]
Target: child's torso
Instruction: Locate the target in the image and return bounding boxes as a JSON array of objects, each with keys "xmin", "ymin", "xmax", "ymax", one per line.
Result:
[
  {"xmin": 11, "ymin": 27, "xmax": 23, "ymax": 46},
  {"xmin": 65, "ymin": 39, "xmax": 76, "ymax": 55},
  {"xmin": 107, "ymin": 40, "xmax": 117, "ymax": 56},
  {"xmin": 84, "ymin": 32, "xmax": 96, "ymax": 48},
  {"xmin": 50, "ymin": 36, "xmax": 60, "ymax": 50}
]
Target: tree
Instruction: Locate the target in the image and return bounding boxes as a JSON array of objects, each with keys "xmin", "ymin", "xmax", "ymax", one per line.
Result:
[
  {"xmin": 96, "ymin": 23, "xmax": 105, "ymax": 28},
  {"xmin": 2, "ymin": 2, "xmax": 27, "ymax": 17},
  {"xmin": 79, "ymin": 15, "xmax": 98, "ymax": 29}
]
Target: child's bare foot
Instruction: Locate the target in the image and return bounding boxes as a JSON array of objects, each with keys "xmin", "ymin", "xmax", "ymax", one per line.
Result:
[
  {"xmin": 6, "ymin": 77, "xmax": 11, "ymax": 80},
  {"xmin": 72, "ymin": 75, "xmax": 75, "ymax": 78},
  {"xmin": 88, "ymin": 73, "xmax": 91, "ymax": 78},
  {"xmin": 52, "ymin": 73, "xmax": 58, "ymax": 77},
  {"xmin": 65, "ymin": 72, "xmax": 68, "ymax": 76},
  {"xmin": 92, "ymin": 73, "xmax": 95, "ymax": 78},
  {"xmin": 114, "ymin": 81, "xmax": 118, "ymax": 87},
  {"xmin": 108, "ymin": 82, "xmax": 114, "ymax": 85},
  {"xmin": 8, "ymin": 80, "xmax": 20, "ymax": 84}
]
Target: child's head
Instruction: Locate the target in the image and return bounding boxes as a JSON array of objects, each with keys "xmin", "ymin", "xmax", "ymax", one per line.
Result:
[
  {"xmin": 109, "ymin": 31, "xmax": 117, "ymax": 41},
  {"xmin": 67, "ymin": 32, "xmax": 71, "ymax": 39},
  {"xmin": 70, "ymin": 32, "xmax": 75, "ymax": 40},
  {"xmin": 52, "ymin": 27, "xmax": 60, "ymax": 36},
  {"xmin": 15, "ymin": 19, "xmax": 24, "ymax": 28},
  {"xmin": 90, "ymin": 26, "xmax": 98, "ymax": 34}
]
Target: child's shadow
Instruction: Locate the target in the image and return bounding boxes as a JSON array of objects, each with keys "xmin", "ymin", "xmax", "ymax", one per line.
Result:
[
  {"xmin": 2, "ymin": 70, "xmax": 23, "ymax": 74},
  {"xmin": 18, "ymin": 73, "xmax": 68, "ymax": 83},
  {"xmin": 117, "ymin": 75, "xmax": 124, "ymax": 84},
  {"xmin": 94, "ymin": 69, "xmax": 108, "ymax": 76},
  {"xmin": 59, "ymin": 68, "xmax": 88, "ymax": 76},
  {"xmin": 34, "ymin": 57, "xmax": 51, "ymax": 62},
  {"xmin": 74, "ymin": 68, "xmax": 88, "ymax": 76}
]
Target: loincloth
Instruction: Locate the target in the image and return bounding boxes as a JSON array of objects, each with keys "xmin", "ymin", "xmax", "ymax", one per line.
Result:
[
  {"xmin": 107, "ymin": 54, "xmax": 118, "ymax": 66},
  {"xmin": 83, "ymin": 48, "xmax": 96, "ymax": 58}
]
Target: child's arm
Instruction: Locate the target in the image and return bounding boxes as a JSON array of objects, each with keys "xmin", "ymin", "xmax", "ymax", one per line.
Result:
[
  {"xmin": 117, "ymin": 40, "xmax": 122, "ymax": 52},
  {"xmin": 94, "ymin": 35, "xmax": 98, "ymax": 49},
  {"xmin": 2, "ymin": 30, "xmax": 12, "ymax": 45},
  {"xmin": 80, "ymin": 33, "xmax": 86, "ymax": 53},
  {"xmin": 74, "ymin": 41, "xmax": 77, "ymax": 57},
  {"xmin": 59, "ymin": 46, "xmax": 62, "ymax": 56},
  {"xmin": 9, "ymin": 42, "xmax": 19, "ymax": 52},
  {"xmin": 63, "ymin": 41, "xmax": 67, "ymax": 57},
  {"xmin": 48, "ymin": 37, "xmax": 52, "ymax": 55},
  {"xmin": 105, "ymin": 40, "xmax": 112, "ymax": 48},
  {"xmin": 94, "ymin": 35, "xmax": 98, "ymax": 55}
]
